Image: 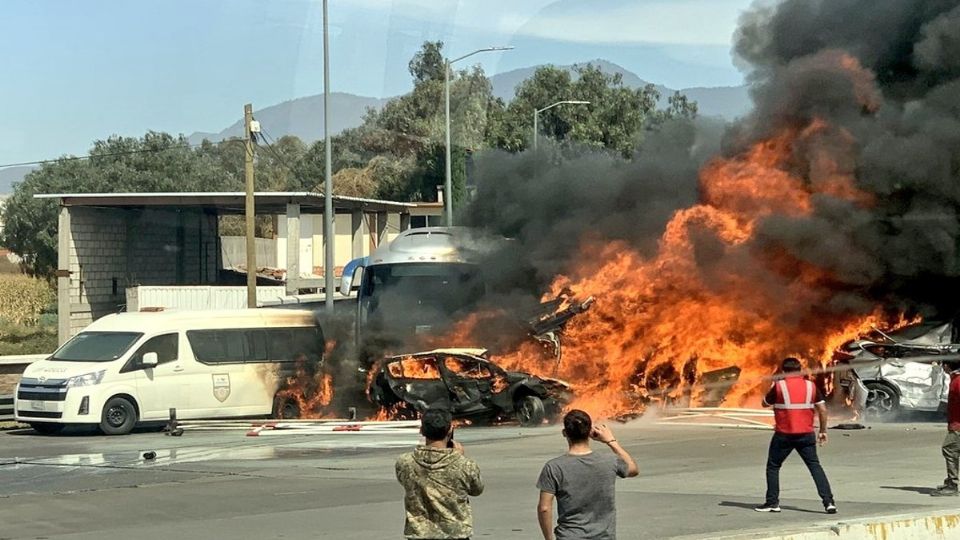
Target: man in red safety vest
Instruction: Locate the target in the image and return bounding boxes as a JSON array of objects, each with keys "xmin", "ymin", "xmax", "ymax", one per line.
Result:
[
  {"xmin": 755, "ymin": 357, "xmax": 836, "ymax": 514},
  {"xmin": 931, "ymin": 363, "xmax": 960, "ymax": 496}
]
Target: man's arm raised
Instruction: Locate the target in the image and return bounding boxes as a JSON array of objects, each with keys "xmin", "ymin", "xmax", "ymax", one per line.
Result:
[{"xmin": 592, "ymin": 423, "xmax": 639, "ymax": 477}]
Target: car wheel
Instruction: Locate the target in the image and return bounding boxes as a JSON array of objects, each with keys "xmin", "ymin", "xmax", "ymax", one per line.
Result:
[
  {"xmin": 29, "ymin": 422, "xmax": 64, "ymax": 435},
  {"xmin": 99, "ymin": 396, "xmax": 137, "ymax": 435},
  {"xmin": 515, "ymin": 395, "xmax": 546, "ymax": 427},
  {"xmin": 864, "ymin": 382, "xmax": 900, "ymax": 421}
]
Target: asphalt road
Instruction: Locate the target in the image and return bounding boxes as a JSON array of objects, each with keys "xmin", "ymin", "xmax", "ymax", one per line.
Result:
[{"xmin": 0, "ymin": 419, "xmax": 956, "ymax": 539}]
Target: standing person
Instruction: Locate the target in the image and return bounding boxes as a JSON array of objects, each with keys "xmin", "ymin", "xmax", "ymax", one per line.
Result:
[
  {"xmin": 932, "ymin": 362, "xmax": 960, "ymax": 496},
  {"xmin": 755, "ymin": 357, "xmax": 837, "ymax": 514},
  {"xmin": 396, "ymin": 408, "xmax": 484, "ymax": 540},
  {"xmin": 536, "ymin": 409, "xmax": 639, "ymax": 540}
]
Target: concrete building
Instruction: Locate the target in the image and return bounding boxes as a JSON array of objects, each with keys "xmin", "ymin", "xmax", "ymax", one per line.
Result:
[{"xmin": 36, "ymin": 192, "xmax": 441, "ymax": 344}]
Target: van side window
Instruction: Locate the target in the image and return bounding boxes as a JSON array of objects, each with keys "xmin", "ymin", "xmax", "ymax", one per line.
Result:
[
  {"xmin": 187, "ymin": 327, "xmax": 323, "ymax": 364},
  {"xmin": 122, "ymin": 333, "xmax": 178, "ymax": 372}
]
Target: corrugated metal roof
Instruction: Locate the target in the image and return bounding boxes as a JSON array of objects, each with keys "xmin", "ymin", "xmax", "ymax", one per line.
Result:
[{"xmin": 34, "ymin": 191, "xmax": 421, "ymax": 213}]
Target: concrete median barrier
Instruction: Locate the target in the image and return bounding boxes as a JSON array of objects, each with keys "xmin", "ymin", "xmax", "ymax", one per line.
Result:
[{"xmin": 704, "ymin": 509, "xmax": 960, "ymax": 540}]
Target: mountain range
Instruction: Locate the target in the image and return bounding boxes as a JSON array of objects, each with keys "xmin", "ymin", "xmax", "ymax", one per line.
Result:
[
  {"xmin": 1, "ymin": 60, "xmax": 752, "ymax": 193},
  {"xmin": 187, "ymin": 59, "xmax": 751, "ymax": 146}
]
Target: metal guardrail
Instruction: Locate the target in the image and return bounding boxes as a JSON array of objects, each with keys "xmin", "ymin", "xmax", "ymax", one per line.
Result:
[
  {"xmin": 0, "ymin": 394, "xmax": 13, "ymax": 422},
  {"xmin": 0, "ymin": 354, "xmax": 48, "ymax": 366}
]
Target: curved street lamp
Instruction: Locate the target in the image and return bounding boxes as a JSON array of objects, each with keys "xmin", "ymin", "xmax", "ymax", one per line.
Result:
[
  {"xmin": 444, "ymin": 46, "xmax": 514, "ymax": 226},
  {"xmin": 533, "ymin": 100, "xmax": 591, "ymax": 150}
]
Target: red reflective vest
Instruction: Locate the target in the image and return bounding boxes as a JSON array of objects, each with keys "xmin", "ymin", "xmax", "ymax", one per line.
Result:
[{"xmin": 772, "ymin": 375, "xmax": 817, "ymax": 434}]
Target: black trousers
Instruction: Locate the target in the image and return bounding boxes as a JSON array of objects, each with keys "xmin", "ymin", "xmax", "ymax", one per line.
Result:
[{"xmin": 765, "ymin": 432, "xmax": 834, "ymax": 506}]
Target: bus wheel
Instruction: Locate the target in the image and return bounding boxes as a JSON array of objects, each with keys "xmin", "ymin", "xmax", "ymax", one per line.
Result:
[
  {"xmin": 100, "ymin": 396, "xmax": 137, "ymax": 435},
  {"xmin": 30, "ymin": 422, "xmax": 65, "ymax": 435}
]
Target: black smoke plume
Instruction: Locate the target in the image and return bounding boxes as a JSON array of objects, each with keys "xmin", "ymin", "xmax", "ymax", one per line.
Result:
[{"xmin": 466, "ymin": 0, "xmax": 960, "ymax": 322}]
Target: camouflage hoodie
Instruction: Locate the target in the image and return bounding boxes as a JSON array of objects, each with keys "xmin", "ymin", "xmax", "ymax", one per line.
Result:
[{"xmin": 395, "ymin": 445, "xmax": 484, "ymax": 539}]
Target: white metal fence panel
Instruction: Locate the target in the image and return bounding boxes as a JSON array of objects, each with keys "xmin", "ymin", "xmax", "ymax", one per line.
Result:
[{"xmin": 126, "ymin": 286, "xmax": 288, "ymax": 311}]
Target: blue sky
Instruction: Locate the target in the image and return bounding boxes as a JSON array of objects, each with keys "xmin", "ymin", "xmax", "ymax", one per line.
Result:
[{"xmin": 0, "ymin": 0, "xmax": 755, "ymax": 166}]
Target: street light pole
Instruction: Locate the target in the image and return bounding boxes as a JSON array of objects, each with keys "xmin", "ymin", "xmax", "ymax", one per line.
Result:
[
  {"xmin": 444, "ymin": 45, "xmax": 513, "ymax": 226},
  {"xmin": 323, "ymin": 0, "xmax": 334, "ymax": 313},
  {"xmin": 533, "ymin": 100, "xmax": 591, "ymax": 151}
]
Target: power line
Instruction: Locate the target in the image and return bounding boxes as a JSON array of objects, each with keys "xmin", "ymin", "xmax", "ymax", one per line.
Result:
[
  {"xmin": 0, "ymin": 138, "xmax": 245, "ymax": 169},
  {"xmin": 256, "ymin": 127, "xmax": 303, "ymax": 177}
]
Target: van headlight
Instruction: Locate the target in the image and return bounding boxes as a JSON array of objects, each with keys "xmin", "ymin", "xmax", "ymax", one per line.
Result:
[{"xmin": 66, "ymin": 370, "xmax": 106, "ymax": 387}]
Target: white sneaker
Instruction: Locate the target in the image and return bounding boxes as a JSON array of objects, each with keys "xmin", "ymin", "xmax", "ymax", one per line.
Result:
[{"xmin": 754, "ymin": 504, "xmax": 781, "ymax": 513}]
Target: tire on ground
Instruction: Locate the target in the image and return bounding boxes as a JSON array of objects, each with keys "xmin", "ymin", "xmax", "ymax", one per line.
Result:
[
  {"xmin": 515, "ymin": 395, "xmax": 546, "ymax": 427},
  {"xmin": 99, "ymin": 396, "xmax": 138, "ymax": 435}
]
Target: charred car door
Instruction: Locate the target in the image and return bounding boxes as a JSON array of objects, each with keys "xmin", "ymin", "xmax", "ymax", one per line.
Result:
[
  {"xmin": 441, "ymin": 355, "xmax": 495, "ymax": 415},
  {"xmin": 391, "ymin": 356, "xmax": 453, "ymax": 411}
]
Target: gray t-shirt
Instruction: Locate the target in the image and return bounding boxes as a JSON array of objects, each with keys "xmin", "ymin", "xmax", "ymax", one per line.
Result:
[{"xmin": 537, "ymin": 451, "xmax": 629, "ymax": 540}]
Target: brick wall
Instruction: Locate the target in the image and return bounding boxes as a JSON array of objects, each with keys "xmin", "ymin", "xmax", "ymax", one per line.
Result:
[{"xmin": 65, "ymin": 207, "xmax": 219, "ymax": 337}]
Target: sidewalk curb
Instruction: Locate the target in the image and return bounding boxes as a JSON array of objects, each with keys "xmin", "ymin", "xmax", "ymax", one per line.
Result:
[{"xmin": 673, "ymin": 509, "xmax": 960, "ymax": 540}]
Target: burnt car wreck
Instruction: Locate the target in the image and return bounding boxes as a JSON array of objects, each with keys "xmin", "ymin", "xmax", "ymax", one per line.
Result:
[
  {"xmin": 368, "ymin": 349, "xmax": 573, "ymax": 426},
  {"xmin": 833, "ymin": 321, "xmax": 960, "ymax": 419}
]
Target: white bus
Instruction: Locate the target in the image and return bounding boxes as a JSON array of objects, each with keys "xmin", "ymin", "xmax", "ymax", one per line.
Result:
[
  {"xmin": 15, "ymin": 308, "xmax": 322, "ymax": 435},
  {"xmin": 340, "ymin": 227, "xmax": 488, "ymax": 350}
]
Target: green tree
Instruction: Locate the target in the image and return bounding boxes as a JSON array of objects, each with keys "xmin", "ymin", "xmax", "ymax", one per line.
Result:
[
  {"xmin": 1, "ymin": 132, "xmax": 240, "ymax": 279},
  {"xmin": 408, "ymin": 41, "xmax": 445, "ymax": 84},
  {"xmin": 489, "ymin": 64, "xmax": 696, "ymax": 156}
]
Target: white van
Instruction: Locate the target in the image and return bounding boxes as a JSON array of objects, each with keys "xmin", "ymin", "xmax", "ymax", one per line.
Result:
[{"xmin": 14, "ymin": 309, "xmax": 323, "ymax": 435}]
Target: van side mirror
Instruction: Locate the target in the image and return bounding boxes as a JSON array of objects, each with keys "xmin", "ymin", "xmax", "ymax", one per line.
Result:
[{"xmin": 142, "ymin": 352, "xmax": 159, "ymax": 367}]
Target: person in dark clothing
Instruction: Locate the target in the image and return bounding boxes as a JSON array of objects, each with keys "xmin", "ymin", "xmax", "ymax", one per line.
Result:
[
  {"xmin": 755, "ymin": 357, "xmax": 836, "ymax": 514},
  {"xmin": 932, "ymin": 363, "xmax": 960, "ymax": 496},
  {"xmin": 536, "ymin": 409, "xmax": 639, "ymax": 540}
]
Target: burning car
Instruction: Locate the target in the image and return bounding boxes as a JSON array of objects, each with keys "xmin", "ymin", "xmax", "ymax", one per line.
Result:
[
  {"xmin": 367, "ymin": 348, "xmax": 572, "ymax": 426},
  {"xmin": 834, "ymin": 321, "xmax": 960, "ymax": 419}
]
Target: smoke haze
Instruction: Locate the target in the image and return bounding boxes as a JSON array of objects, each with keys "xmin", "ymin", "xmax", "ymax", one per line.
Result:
[{"xmin": 466, "ymin": 0, "xmax": 960, "ymax": 321}]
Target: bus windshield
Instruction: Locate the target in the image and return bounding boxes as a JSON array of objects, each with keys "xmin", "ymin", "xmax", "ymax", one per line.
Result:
[{"xmin": 359, "ymin": 263, "xmax": 484, "ymax": 340}]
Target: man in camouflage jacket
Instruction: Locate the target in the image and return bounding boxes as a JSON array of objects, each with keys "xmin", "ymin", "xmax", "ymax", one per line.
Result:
[{"xmin": 396, "ymin": 408, "xmax": 484, "ymax": 539}]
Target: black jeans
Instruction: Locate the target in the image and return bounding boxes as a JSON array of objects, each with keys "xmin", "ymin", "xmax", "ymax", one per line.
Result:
[{"xmin": 765, "ymin": 432, "xmax": 834, "ymax": 506}]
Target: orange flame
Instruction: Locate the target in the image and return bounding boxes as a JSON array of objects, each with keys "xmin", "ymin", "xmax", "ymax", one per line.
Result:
[{"xmin": 432, "ymin": 113, "xmax": 911, "ymax": 421}]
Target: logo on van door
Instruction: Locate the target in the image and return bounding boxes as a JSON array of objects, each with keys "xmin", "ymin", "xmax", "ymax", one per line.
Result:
[{"xmin": 212, "ymin": 373, "xmax": 231, "ymax": 402}]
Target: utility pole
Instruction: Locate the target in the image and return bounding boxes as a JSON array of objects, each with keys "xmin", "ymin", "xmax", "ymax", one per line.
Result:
[
  {"xmin": 322, "ymin": 0, "xmax": 334, "ymax": 313},
  {"xmin": 443, "ymin": 46, "xmax": 513, "ymax": 226},
  {"xmin": 243, "ymin": 103, "xmax": 257, "ymax": 309}
]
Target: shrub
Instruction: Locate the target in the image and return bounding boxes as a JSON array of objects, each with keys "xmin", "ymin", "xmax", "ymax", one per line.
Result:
[{"xmin": 0, "ymin": 275, "xmax": 55, "ymax": 326}]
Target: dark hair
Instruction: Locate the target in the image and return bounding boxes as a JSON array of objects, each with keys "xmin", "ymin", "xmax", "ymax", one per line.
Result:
[
  {"xmin": 420, "ymin": 408, "xmax": 453, "ymax": 441},
  {"xmin": 781, "ymin": 357, "xmax": 802, "ymax": 373},
  {"xmin": 563, "ymin": 409, "xmax": 592, "ymax": 442}
]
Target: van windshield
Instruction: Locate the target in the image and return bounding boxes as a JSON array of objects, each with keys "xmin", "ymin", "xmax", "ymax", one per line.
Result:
[{"xmin": 52, "ymin": 332, "xmax": 143, "ymax": 362}]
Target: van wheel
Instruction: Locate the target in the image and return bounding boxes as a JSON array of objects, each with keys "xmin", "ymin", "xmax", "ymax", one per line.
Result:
[
  {"xmin": 30, "ymin": 422, "xmax": 64, "ymax": 435},
  {"xmin": 515, "ymin": 395, "xmax": 545, "ymax": 427},
  {"xmin": 274, "ymin": 398, "xmax": 301, "ymax": 420},
  {"xmin": 100, "ymin": 396, "xmax": 137, "ymax": 435}
]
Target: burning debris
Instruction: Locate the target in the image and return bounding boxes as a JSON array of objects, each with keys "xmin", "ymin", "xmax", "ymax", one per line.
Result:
[
  {"xmin": 459, "ymin": 0, "xmax": 960, "ymax": 420},
  {"xmin": 274, "ymin": 1, "xmax": 960, "ymax": 424},
  {"xmin": 526, "ymin": 289, "xmax": 595, "ymax": 366}
]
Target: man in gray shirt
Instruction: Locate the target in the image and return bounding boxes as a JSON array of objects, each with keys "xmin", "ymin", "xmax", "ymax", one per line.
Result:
[{"xmin": 536, "ymin": 410, "xmax": 639, "ymax": 540}]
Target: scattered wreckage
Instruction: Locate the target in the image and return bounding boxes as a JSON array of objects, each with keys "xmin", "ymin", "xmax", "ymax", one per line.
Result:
[
  {"xmin": 833, "ymin": 321, "xmax": 960, "ymax": 419},
  {"xmin": 526, "ymin": 290, "xmax": 595, "ymax": 367},
  {"xmin": 367, "ymin": 348, "xmax": 573, "ymax": 426}
]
